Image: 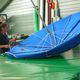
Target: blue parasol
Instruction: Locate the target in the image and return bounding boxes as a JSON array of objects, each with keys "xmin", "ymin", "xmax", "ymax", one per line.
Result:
[{"xmin": 6, "ymin": 12, "xmax": 80, "ymax": 58}]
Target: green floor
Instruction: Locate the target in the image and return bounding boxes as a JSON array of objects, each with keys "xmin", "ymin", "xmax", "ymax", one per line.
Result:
[{"xmin": 0, "ymin": 49, "xmax": 80, "ymax": 80}]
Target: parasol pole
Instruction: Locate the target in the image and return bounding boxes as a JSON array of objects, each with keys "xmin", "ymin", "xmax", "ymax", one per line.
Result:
[{"xmin": 31, "ymin": 0, "xmax": 52, "ymax": 34}]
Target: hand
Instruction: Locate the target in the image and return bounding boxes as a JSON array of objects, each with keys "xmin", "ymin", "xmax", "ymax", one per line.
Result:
[{"xmin": 10, "ymin": 38, "xmax": 16, "ymax": 42}]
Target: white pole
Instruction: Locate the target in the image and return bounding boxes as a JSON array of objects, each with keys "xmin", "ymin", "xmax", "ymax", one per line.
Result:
[{"xmin": 45, "ymin": 0, "xmax": 48, "ymax": 25}]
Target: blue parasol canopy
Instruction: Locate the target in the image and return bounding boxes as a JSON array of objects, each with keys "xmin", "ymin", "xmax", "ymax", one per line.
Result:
[{"xmin": 6, "ymin": 12, "xmax": 80, "ymax": 58}]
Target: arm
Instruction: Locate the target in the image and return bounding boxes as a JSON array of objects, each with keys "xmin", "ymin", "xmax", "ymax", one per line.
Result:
[{"xmin": 0, "ymin": 45, "xmax": 10, "ymax": 48}]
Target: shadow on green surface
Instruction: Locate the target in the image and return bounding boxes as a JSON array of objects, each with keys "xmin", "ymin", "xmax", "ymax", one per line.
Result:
[{"xmin": 71, "ymin": 73, "xmax": 80, "ymax": 80}]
